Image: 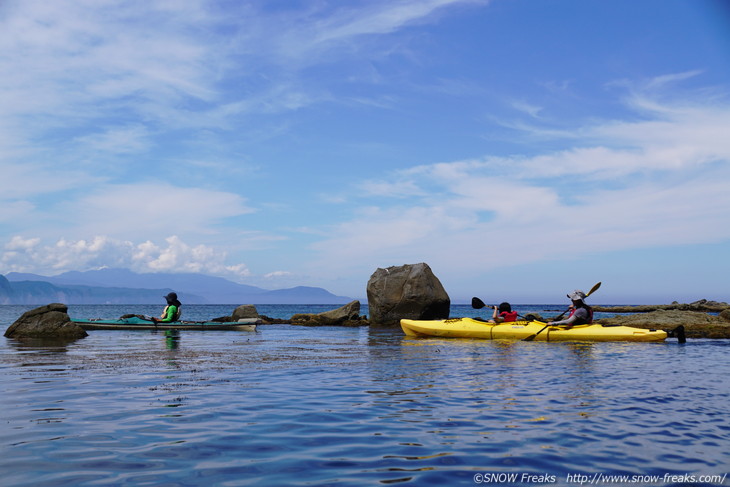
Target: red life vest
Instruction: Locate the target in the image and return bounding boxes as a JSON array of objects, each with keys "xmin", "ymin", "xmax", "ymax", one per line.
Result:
[{"xmin": 500, "ymin": 311, "xmax": 518, "ymax": 322}]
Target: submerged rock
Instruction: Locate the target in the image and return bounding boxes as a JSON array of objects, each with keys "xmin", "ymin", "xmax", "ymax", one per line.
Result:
[
  {"xmin": 4, "ymin": 303, "xmax": 87, "ymax": 339},
  {"xmin": 366, "ymin": 263, "xmax": 450, "ymax": 327}
]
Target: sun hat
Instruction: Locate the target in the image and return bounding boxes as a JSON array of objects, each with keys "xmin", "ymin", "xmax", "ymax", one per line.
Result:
[{"xmin": 567, "ymin": 290, "xmax": 587, "ymax": 301}]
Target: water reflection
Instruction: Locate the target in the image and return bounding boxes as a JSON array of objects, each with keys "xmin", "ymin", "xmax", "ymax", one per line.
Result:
[
  {"xmin": 1, "ymin": 324, "xmax": 729, "ymax": 486},
  {"xmin": 164, "ymin": 330, "xmax": 180, "ymax": 350},
  {"xmin": 5, "ymin": 337, "xmax": 77, "ymax": 354}
]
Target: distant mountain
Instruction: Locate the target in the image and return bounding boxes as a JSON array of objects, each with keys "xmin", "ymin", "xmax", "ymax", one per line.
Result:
[
  {"xmin": 2, "ymin": 269, "xmax": 352, "ymax": 305},
  {"xmin": 251, "ymin": 286, "xmax": 353, "ymax": 305},
  {"xmin": 0, "ymin": 273, "xmax": 193, "ymax": 305}
]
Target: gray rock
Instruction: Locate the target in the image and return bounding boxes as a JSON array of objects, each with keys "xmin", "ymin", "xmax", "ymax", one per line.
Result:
[
  {"xmin": 596, "ymin": 309, "xmax": 730, "ymax": 338},
  {"xmin": 212, "ymin": 304, "xmax": 260, "ymax": 322},
  {"xmin": 291, "ymin": 300, "xmax": 364, "ymax": 326},
  {"xmin": 594, "ymin": 300, "xmax": 729, "ymax": 313},
  {"xmin": 232, "ymin": 304, "xmax": 259, "ymax": 320},
  {"xmin": 366, "ymin": 263, "xmax": 450, "ymax": 326},
  {"xmin": 4, "ymin": 303, "xmax": 87, "ymax": 339}
]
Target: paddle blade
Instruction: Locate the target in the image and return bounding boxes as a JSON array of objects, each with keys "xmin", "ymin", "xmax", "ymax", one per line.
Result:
[
  {"xmin": 586, "ymin": 281, "xmax": 601, "ymax": 297},
  {"xmin": 523, "ymin": 324, "xmax": 550, "ymax": 341},
  {"xmin": 471, "ymin": 297, "xmax": 487, "ymax": 309}
]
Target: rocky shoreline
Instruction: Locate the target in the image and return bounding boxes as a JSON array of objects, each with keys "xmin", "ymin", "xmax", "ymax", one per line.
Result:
[
  {"xmin": 593, "ymin": 299, "xmax": 729, "ymax": 313},
  {"xmin": 6, "ymin": 299, "xmax": 730, "ymax": 340}
]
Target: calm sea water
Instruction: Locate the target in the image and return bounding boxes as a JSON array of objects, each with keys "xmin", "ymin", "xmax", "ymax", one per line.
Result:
[{"xmin": 1, "ymin": 305, "xmax": 728, "ymax": 486}]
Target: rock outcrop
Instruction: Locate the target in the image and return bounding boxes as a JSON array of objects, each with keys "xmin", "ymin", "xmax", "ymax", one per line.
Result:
[
  {"xmin": 291, "ymin": 300, "xmax": 364, "ymax": 326},
  {"xmin": 212, "ymin": 304, "xmax": 260, "ymax": 322},
  {"xmin": 366, "ymin": 263, "xmax": 450, "ymax": 326},
  {"xmin": 594, "ymin": 299, "xmax": 729, "ymax": 313},
  {"xmin": 596, "ymin": 310, "xmax": 730, "ymax": 339},
  {"xmin": 4, "ymin": 303, "xmax": 87, "ymax": 339}
]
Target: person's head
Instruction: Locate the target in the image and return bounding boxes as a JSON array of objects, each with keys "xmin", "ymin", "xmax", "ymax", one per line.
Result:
[
  {"xmin": 567, "ymin": 290, "xmax": 586, "ymax": 306},
  {"xmin": 498, "ymin": 302, "xmax": 512, "ymax": 313},
  {"xmin": 164, "ymin": 292, "xmax": 180, "ymax": 306}
]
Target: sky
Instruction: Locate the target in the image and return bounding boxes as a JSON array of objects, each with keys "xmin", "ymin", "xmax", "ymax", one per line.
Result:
[{"xmin": 1, "ymin": 0, "xmax": 729, "ymax": 304}]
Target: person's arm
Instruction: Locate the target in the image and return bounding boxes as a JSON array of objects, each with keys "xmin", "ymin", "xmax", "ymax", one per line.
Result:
[
  {"xmin": 492, "ymin": 306, "xmax": 504, "ymax": 323},
  {"xmin": 550, "ymin": 308, "xmax": 587, "ymax": 328}
]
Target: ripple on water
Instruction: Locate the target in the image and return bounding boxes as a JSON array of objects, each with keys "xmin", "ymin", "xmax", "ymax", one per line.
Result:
[{"xmin": 1, "ymin": 326, "xmax": 729, "ymax": 485}]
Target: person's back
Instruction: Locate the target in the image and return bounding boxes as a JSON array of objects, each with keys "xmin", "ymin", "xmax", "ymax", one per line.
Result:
[{"xmin": 493, "ymin": 302, "xmax": 517, "ymax": 323}]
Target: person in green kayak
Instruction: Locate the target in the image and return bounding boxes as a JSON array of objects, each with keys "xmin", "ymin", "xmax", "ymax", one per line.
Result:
[
  {"xmin": 151, "ymin": 292, "xmax": 182, "ymax": 323},
  {"xmin": 548, "ymin": 290, "xmax": 593, "ymax": 329}
]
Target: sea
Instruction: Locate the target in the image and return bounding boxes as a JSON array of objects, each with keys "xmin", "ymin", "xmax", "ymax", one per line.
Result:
[{"xmin": 1, "ymin": 304, "xmax": 728, "ymax": 487}]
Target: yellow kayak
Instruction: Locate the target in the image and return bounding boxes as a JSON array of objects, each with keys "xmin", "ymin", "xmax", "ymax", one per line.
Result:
[{"xmin": 400, "ymin": 318, "xmax": 667, "ymax": 342}]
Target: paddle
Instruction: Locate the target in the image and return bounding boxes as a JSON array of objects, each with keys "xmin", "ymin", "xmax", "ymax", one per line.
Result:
[
  {"xmin": 471, "ymin": 297, "xmax": 489, "ymax": 309},
  {"xmin": 522, "ymin": 281, "xmax": 602, "ymax": 341},
  {"xmin": 471, "ymin": 297, "xmax": 535, "ymax": 322}
]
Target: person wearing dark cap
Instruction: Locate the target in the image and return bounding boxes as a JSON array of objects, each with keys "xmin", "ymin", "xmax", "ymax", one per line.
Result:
[
  {"xmin": 151, "ymin": 292, "xmax": 182, "ymax": 323},
  {"xmin": 548, "ymin": 290, "xmax": 593, "ymax": 329}
]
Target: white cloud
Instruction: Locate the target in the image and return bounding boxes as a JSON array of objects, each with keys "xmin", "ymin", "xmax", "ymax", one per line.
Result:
[
  {"xmin": 264, "ymin": 271, "xmax": 293, "ymax": 279},
  {"xmin": 72, "ymin": 125, "xmax": 152, "ymax": 155},
  {"xmin": 309, "ymin": 88, "xmax": 730, "ymax": 279},
  {"xmin": 57, "ymin": 183, "xmax": 255, "ymax": 240},
  {"xmin": 1, "ymin": 234, "xmax": 251, "ymax": 280}
]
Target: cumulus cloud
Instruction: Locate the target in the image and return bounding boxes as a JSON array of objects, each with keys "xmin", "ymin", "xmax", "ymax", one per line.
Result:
[{"xmin": 1, "ymin": 235, "xmax": 251, "ymax": 280}]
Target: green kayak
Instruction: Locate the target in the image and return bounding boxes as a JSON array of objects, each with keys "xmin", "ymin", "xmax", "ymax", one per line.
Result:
[{"xmin": 73, "ymin": 316, "xmax": 259, "ymax": 331}]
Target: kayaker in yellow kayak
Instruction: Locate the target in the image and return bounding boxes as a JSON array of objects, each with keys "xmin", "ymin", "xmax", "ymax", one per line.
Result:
[
  {"xmin": 492, "ymin": 302, "xmax": 518, "ymax": 323},
  {"xmin": 548, "ymin": 290, "xmax": 593, "ymax": 329}
]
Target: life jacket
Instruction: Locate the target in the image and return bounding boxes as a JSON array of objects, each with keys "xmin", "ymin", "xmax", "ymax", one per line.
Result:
[
  {"xmin": 161, "ymin": 305, "xmax": 182, "ymax": 322},
  {"xmin": 568, "ymin": 305, "xmax": 593, "ymax": 325},
  {"xmin": 500, "ymin": 311, "xmax": 518, "ymax": 323}
]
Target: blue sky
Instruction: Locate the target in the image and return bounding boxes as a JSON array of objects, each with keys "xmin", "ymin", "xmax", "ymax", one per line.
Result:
[{"xmin": 1, "ymin": 0, "xmax": 729, "ymax": 304}]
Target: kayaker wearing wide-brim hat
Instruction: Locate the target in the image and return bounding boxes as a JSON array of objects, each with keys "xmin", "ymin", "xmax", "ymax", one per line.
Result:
[
  {"xmin": 152, "ymin": 292, "xmax": 182, "ymax": 323},
  {"xmin": 548, "ymin": 290, "xmax": 593, "ymax": 329}
]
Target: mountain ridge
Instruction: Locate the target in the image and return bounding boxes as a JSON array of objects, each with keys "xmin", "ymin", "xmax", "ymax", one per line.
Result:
[{"xmin": 2, "ymin": 269, "xmax": 353, "ymax": 305}]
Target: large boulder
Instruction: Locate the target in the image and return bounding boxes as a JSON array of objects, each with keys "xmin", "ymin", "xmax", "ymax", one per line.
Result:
[
  {"xmin": 291, "ymin": 300, "xmax": 364, "ymax": 326},
  {"xmin": 367, "ymin": 263, "xmax": 450, "ymax": 326},
  {"xmin": 232, "ymin": 305, "xmax": 260, "ymax": 320},
  {"xmin": 212, "ymin": 304, "xmax": 260, "ymax": 323},
  {"xmin": 4, "ymin": 303, "xmax": 87, "ymax": 339}
]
